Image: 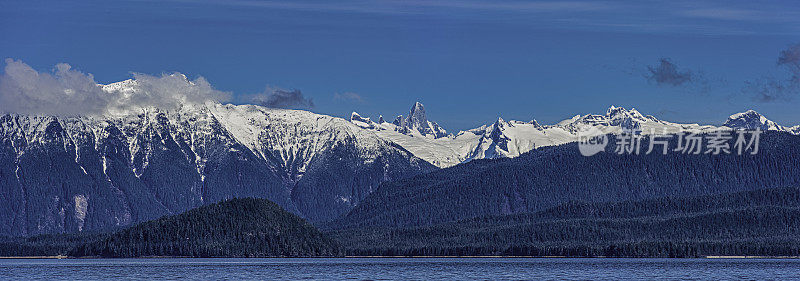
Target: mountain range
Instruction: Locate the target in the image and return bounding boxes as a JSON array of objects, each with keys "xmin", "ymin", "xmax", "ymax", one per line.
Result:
[
  {"xmin": 1, "ymin": 77, "xmax": 799, "ymax": 237},
  {"xmin": 351, "ymin": 103, "xmax": 800, "ymax": 167},
  {"xmin": 0, "ymin": 79, "xmax": 433, "ymax": 236}
]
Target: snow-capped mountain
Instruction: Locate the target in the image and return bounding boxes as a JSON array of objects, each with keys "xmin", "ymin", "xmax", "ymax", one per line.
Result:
[
  {"xmin": 351, "ymin": 103, "xmax": 797, "ymax": 168},
  {"xmin": 369, "ymin": 102, "xmax": 450, "ymax": 138},
  {"xmin": 351, "ymin": 103, "xmax": 449, "ymax": 138},
  {"xmin": 553, "ymin": 105, "xmax": 718, "ymax": 135},
  {"xmin": 351, "ymin": 102, "xmax": 575, "ymax": 167},
  {"xmin": 3, "ymin": 73, "xmax": 798, "ymax": 237},
  {"xmin": 0, "ymin": 80, "xmax": 434, "ymax": 236},
  {"xmin": 723, "ymin": 110, "xmax": 790, "ymax": 131}
]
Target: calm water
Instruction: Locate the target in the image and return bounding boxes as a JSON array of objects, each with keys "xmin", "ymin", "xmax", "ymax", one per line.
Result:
[{"xmin": 1, "ymin": 258, "xmax": 799, "ymax": 280}]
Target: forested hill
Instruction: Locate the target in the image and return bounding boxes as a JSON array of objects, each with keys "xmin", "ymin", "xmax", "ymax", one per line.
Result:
[
  {"xmin": 333, "ymin": 132, "xmax": 800, "ymax": 229},
  {"xmin": 68, "ymin": 198, "xmax": 342, "ymax": 257},
  {"xmin": 330, "ymin": 187, "xmax": 800, "ymax": 257}
]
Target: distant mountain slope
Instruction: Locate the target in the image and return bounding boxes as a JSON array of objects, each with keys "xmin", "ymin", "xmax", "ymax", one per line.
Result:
[
  {"xmin": 330, "ymin": 187, "xmax": 800, "ymax": 257},
  {"xmin": 0, "ymin": 79, "xmax": 434, "ymax": 236},
  {"xmin": 334, "ymin": 132, "xmax": 800, "ymax": 229},
  {"xmin": 206, "ymin": 103, "xmax": 435, "ymax": 222},
  {"xmin": 70, "ymin": 198, "xmax": 341, "ymax": 257}
]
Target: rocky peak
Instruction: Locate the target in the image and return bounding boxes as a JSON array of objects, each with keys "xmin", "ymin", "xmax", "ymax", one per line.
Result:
[
  {"xmin": 392, "ymin": 115, "xmax": 404, "ymax": 127},
  {"xmin": 606, "ymin": 106, "xmax": 645, "ymax": 122},
  {"xmin": 350, "ymin": 112, "xmax": 378, "ymax": 129},
  {"xmin": 604, "ymin": 106, "xmax": 647, "ymax": 131},
  {"xmin": 407, "ymin": 102, "xmax": 428, "ymax": 132},
  {"xmin": 374, "ymin": 102, "xmax": 449, "ymax": 138},
  {"xmin": 488, "ymin": 118, "xmax": 511, "ymax": 150},
  {"xmin": 723, "ymin": 110, "xmax": 784, "ymax": 131}
]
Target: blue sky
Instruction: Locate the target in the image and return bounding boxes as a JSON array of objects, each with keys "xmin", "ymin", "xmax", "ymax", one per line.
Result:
[{"xmin": 1, "ymin": 0, "xmax": 799, "ymax": 131}]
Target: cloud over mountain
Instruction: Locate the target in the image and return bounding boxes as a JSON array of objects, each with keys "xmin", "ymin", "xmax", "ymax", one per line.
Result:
[
  {"xmin": 0, "ymin": 59, "xmax": 231, "ymax": 116},
  {"xmin": 119, "ymin": 72, "xmax": 232, "ymax": 111},
  {"xmin": 0, "ymin": 59, "xmax": 109, "ymax": 115}
]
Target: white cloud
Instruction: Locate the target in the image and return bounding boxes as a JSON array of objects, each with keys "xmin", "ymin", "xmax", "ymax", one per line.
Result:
[
  {"xmin": 0, "ymin": 59, "xmax": 231, "ymax": 116},
  {"xmin": 0, "ymin": 59, "xmax": 109, "ymax": 116}
]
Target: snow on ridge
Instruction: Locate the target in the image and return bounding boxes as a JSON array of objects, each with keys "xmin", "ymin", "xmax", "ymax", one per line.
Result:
[
  {"xmin": 7, "ymin": 76, "xmax": 800, "ymax": 172},
  {"xmin": 350, "ymin": 112, "xmax": 380, "ymax": 130},
  {"xmin": 208, "ymin": 102, "xmax": 417, "ymax": 176},
  {"xmin": 348, "ymin": 104, "xmax": 755, "ymax": 168},
  {"xmin": 1, "ymin": 98, "xmax": 408, "ymax": 186}
]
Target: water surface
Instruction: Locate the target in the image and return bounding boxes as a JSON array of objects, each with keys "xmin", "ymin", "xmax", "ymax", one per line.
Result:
[{"xmin": 1, "ymin": 258, "xmax": 798, "ymax": 280}]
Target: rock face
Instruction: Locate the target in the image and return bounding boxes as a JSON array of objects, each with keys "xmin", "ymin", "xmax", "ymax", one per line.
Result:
[
  {"xmin": 406, "ymin": 102, "xmax": 429, "ymax": 133},
  {"xmin": 394, "ymin": 102, "xmax": 449, "ymax": 138},
  {"xmin": 0, "ymin": 102, "xmax": 434, "ymax": 236}
]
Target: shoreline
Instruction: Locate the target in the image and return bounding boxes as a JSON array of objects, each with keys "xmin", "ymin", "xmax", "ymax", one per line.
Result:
[
  {"xmin": 0, "ymin": 255, "xmax": 67, "ymax": 259},
  {"xmin": 2, "ymin": 255, "xmax": 800, "ymax": 259}
]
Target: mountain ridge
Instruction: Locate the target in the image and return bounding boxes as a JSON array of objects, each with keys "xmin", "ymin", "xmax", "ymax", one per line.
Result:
[
  {"xmin": 351, "ymin": 102, "xmax": 799, "ymax": 167},
  {"xmin": 0, "ymin": 82, "xmax": 436, "ymax": 236}
]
